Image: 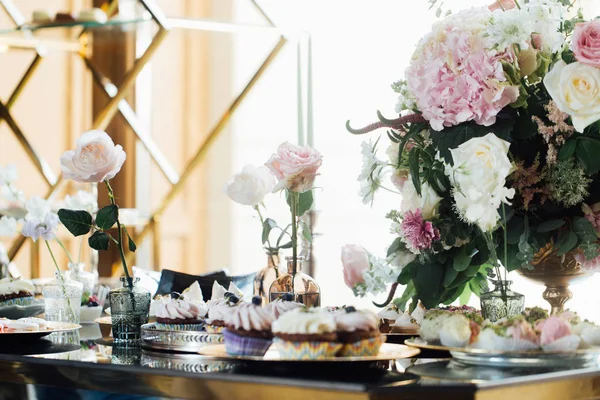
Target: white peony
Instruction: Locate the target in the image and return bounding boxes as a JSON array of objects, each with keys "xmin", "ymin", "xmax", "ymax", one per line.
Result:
[
  {"xmin": 60, "ymin": 130, "xmax": 126, "ymax": 183},
  {"xmin": 400, "ymin": 180, "xmax": 442, "ymax": 220},
  {"xmin": 223, "ymin": 165, "xmax": 275, "ymax": 206},
  {"xmin": 544, "ymin": 60, "xmax": 600, "ymax": 133},
  {"xmin": 445, "ymin": 133, "xmax": 515, "ymax": 232}
]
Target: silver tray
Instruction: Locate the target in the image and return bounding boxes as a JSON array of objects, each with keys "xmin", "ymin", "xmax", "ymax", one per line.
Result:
[
  {"xmin": 141, "ymin": 350, "xmax": 235, "ymax": 373},
  {"xmin": 140, "ymin": 323, "xmax": 223, "ymax": 353}
]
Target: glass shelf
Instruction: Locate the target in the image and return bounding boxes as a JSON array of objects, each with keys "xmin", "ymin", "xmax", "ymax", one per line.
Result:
[{"xmin": 0, "ymin": 17, "xmax": 151, "ymax": 36}]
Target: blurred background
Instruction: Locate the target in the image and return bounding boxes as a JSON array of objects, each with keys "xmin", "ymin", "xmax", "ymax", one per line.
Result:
[{"xmin": 1, "ymin": 0, "xmax": 599, "ymax": 319}]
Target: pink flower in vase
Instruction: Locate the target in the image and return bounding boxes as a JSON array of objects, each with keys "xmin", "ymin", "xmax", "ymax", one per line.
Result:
[
  {"xmin": 400, "ymin": 209, "xmax": 440, "ymax": 253},
  {"xmin": 265, "ymin": 142, "xmax": 323, "ymax": 193},
  {"xmin": 572, "ymin": 21, "xmax": 600, "ymax": 68}
]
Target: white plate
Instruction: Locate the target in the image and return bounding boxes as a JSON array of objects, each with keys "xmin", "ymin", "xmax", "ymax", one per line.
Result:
[
  {"xmin": 0, "ymin": 300, "xmax": 44, "ymax": 319},
  {"xmin": 0, "ymin": 321, "xmax": 81, "ymax": 342}
]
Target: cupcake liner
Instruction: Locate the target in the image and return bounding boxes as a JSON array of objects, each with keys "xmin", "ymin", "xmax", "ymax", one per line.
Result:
[
  {"xmin": 273, "ymin": 338, "xmax": 343, "ymax": 360},
  {"xmin": 223, "ymin": 329, "xmax": 272, "ymax": 357},
  {"xmin": 154, "ymin": 322, "xmax": 205, "ymax": 332},
  {"xmin": 338, "ymin": 335, "xmax": 385, "ymax": 357},
  {"xmin": 542, "ymin": 335, "xmax": 581, "ymax": 352},
  {"xmin": 0, "ymin": 296, "xmax": 34, "ymax": 307},
  {"xmin": 205, "ymin": 325, "xmax": 224, "ymax": 334}
]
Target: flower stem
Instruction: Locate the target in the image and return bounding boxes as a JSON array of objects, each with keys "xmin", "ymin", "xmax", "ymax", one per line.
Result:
[
  {"xmin": 501, "ymin": 203, "xmax": 509, "ymax": 283},
  {"xmin": 105, "ymin": 180, "xmax": 133, "ymax": 290},
  {"xmin": 254, "ymin": 205, "xmax": 278, "ymax": 272},
  {"xmin": 56, "ymin": 238, "xmax": 74, "ymax": 265},
  {"xmin": 45, "ymin": 240, "xmax": 76, "ymax": 322},
  {"xmin": 289, "ymin": 191, "xmax": 299, "ymax": 295}
]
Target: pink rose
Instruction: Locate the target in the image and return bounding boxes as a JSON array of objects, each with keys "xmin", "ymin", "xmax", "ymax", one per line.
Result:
[
  {"xmin": 572, "ymin": 21, "xmax": 600, "ymax": 68},
  {"xmin": 60, "ymin": 130, "xmax": 126, "ymax": 183},
  {"xmin": 488, "ymin": 0, "xmax": 516, "ymax": 11},
  {"xmin": 537, "ymin": 317, "xmax": 572, "ymax": 345},
  {"xmin": 582, "ymin": 202, "xmax": 600, "ymax": 234},
  {"xmin": 341, "ymin": 244, "xmax": 369, "ymax": 289},
  {"xmin": 265, "ymin": 142, "xmax": 323, "ymax": 192}
]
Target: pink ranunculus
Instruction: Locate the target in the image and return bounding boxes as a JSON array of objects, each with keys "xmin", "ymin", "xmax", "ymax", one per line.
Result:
[
  {"xmin": 400, "ymin": 209, "xmax": 440, "ymax": 253},
  {"xmin": 582, "ymin": 203, "xmax": 600, "ymax": 234},
  {"xmin": 488, "ymin": 0, "xmax": 516, "ymax": 11},
  {"xmin": 572, "ymin": 21, "xmax": 600, "ymax": 68},
  {"xmin": 60, "ymin": 130, "xmax": 126, "ymax": 183},
  {"xmin": 265, "ymin": 142, "xmax": 323, "ymax": 193},
  {"xmin": 537, "ymin": 317, "xmax": 572, "ymax": 345},
  {"xmin": 341, "ymin": 244, "xmax": 369, "ymax": 289}
]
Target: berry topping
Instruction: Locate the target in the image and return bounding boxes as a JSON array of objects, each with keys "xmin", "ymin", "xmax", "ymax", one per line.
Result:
[
  {"xmin": 281, "ymin": 293, "xmax": 294, "ymax": 302},
  {"xmin": 251, "ymin": 296, "xmax": 262, "ymax": 306},
  {"xmin": 223, "ymin": 291, "xmax": 234, "ymax": 299},
  {"xmin": 170, "ymin": 292, "xmax": 181, "ymax": 300},
  {"xmin": 227, "ymin": 295, "xmax": 240, "ymax": 305},
  {"xmin": 345, "ymin": 306, "xmax": 357, "ymax": 313}
]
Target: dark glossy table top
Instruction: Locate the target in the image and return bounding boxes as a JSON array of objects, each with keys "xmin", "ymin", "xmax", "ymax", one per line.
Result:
[{"xmin": 0, "ymin": 323, "xmax": 598, "ymax": 400}]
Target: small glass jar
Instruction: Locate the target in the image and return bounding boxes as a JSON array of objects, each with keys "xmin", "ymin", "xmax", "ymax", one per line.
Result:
[
  {"xmin": 268, "ymin": 256, "xmax": 320, "ymax": 307},
  {"xmin": 109, "ymin": 277, "xmax": 151, "ymax": 345},
  {"xmin": 66, "ymin": 262, "xmax": 97, "ymax": 301},
  {"xmin": 253, "ymin": 252, "xmax": 284, "ymax": 305},
  {"xmin": 43, "ymin": 272, "xmax": 83, "ymax": 324},
  {"xmin": 480, "ymin": 280, "xmax": 525, "ymax": 322}
]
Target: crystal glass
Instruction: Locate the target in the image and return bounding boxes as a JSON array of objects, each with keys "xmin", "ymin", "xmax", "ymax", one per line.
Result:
[
  {"xmin": 43, "ymin": 272, "xmax": 83, "ymax": 323},
  {"xmin": 254, "ymin": 252, "xmax": 284, "ymax": 305},
  {"xmin": 66, "ymin": 262, "xmax": 97, "ymax": 302},
  {"xmin": 480, "ymin": 280, "xmax": 525, "ymax": 322},
  {"xmin": 268, "ymin": 256, "xmax": 320, "ymax": 307},
  {"xmin": 109, "ymin": 277, "xmax": 151, "ymax": 344}
]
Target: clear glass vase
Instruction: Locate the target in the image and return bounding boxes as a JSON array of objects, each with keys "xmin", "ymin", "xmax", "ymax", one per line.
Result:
[
  {"xmin": 254, "ymin": 252, "xmax": 284, "ymax": 305},
  {"xmin": 109, "ymin": 277, "xmax": 151, "ymax": 345},
  {"xmin": 480, "ymin": 280, "xmax": 525, "ymax": 322},
  {"xmin": 66, "ymin": 262, "xmax": 97, "ymax": 303},
  {"xmin": 268, "ymin": 256, "xmax": 320, "ymax": 307},
  {"xmin": 43, "ymin": 272, "xmax": 83, "ymax": 323}
]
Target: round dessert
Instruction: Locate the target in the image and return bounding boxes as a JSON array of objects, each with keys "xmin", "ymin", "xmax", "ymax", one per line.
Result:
[
  {"xmin": 155, "ymin": 281, "xmax": 208, "ymax": 331},
  {"xmin": 335, "ymin": 307, "xmax": 384, "ymax": 357},
  {"xmin": 264, "ymin": 293, "xmax": 303, "ymax": 319},
  {"xmin": 376, "ymin": 305, "xmax": 402, "ymax": 334},
  {"xmin": 473, "ymin": 316, "xmax": 539, "ymax": 351},
  {"xmin": 536, "ymin": 316, "xmax": 581, "ymax": 352},
  {"xmin": 206, "ymin": 292, "xmax": 242, "ymax": 333},
  {"xmin": 223, "ymin": 296, "xmax": 274, "ymax": 356},
  {"xmin": 438, "ymin": 314, "xmax": 480, "ymax": 348},
  {"xmin": 0, "ymin": 277, "xmax": 35, "ymax": 307},
  {"xmin": 0, "ymin": 318, "xmax": 39, "ymax": 332},
  {"xmin": 272, "ymin": 307, "xmax": 342, "ymax": 360}
]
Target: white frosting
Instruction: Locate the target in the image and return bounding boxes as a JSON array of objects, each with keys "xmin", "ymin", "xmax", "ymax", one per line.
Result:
[
  {"xmin": 377, "ymin": 306, "xmax": 401, "ymax": 321},
  {"xmin": 228, "ymin": 282, "xmax": 244, "ymax": 298},
  {"xmin": 392, "ymin": 313, "xmax": 419, "ymax": 328},
  {"xmin": 18, "ymin": 317, "xmax": 47, "ymax": 330},
  {"xmin": 181, "ymin": 281, "xmax": 204, "ymax": 303},
  {"xmin": 410, "ymin": 301, "xmax": 427, "ymax": 325},
  {"xmin": 264, "ymin": 299, "xmax": 303, "ymax": 319},
  {"xmin": 211, "ymin": 281, "xmax": 227, "ymax": 300},
  {"xmin": 207, "ymin": 299, "xmax": 236, "ymax": 323},
  {"xmin": 439, "ymin": 314, "xmax": 471, "ymax": 348},
  {"xmin": 0, "ymin": 277, "xmax": 34, "ymax": 296},
  {"xmin": 227, "ymin": 303, "xmax": 273, "ymax": 331},
  {"xmin": 335, "ymin": 310, "xmax": 378, "ymax": 332},
  {"xmin": 154, "ymin": 296, "xmax": 208, "ymax": 320},
  {"xmin": 4, "ymin": 320, "xmax": 39, "ymax": 332},
  {"xmin": 419, "ymin": 313, "xmax": 451, "ymax": 342},
  {"xmin": 272, "ymin": 308, "xmax": 336, "ymax": 334}
]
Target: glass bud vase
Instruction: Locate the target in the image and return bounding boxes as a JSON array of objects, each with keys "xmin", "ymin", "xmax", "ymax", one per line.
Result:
[
  {"xmin": 254, "ymin": 252, "xmax": 283, "ymax": 305},
  {"xmin": 268, "ymin": 256, "xmax": 320, "ymax": 307},
  {"xmin": 43, "ymin": 272, "xmax": 83, "ymax": 323},
  {"xmin": 109, "ymin": 277, "xmax": 151, "ymax": 345},
  {"xmin": 480, "ymin": 280, "xmax": 525, "ymax": 322}
]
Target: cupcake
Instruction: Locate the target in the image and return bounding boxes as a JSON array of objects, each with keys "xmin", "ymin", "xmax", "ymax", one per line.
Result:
[
  {"xmin": 376, "ymin": 305, "xmax": 402, "ymax": 333},
  {"xmin": 390, "ymin": 313, "xmax": 420, "ymax": 334},
  {"xmin": 154, "ymin": 281, "xmax": 208, "ymax": 331},
  {"xmin": 206, "ymin": 291, "xmax": 242, "ymax": 333},
  {"xmin": 223, "ymin": 296, "xmax": 274, "ymax": 356},
  {"xmin": 335, "ymin": 307, "xmax": 384, "ymax": 357},
  {"xmin": 272, "ymin": 307, "xmax": 342, "ymax": 359},
  {"xmin": 410, "ymin": 301, "xmax": 427, "ymax": 325},
  {"xmin": 537, "ymin": 316, "xmax": 581, "ymax": 352},
  {"xmin": 473, "ymin": 316, "xmax": 539, "ymax": 351},
  {"xmin": 264, "ymin": 293, "xmax": 303, "ymax": 319},
  {"xmin": 419, "ymin": 309, "xmax": 452, "ymax": 342},
  {"xmin": 211, "ymin": 281, "xmax": 244, "ymax": 300},
  {"xmin": 0, "ymin": 277, "xmax": 35, "ymax": 307},
  {"xmin": 438, "ymin": 314, "xmax": 480, "ymax": 348}
]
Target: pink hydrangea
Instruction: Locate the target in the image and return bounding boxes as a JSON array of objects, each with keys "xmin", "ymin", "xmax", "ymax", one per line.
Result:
[
  {"xmin": 406, "ymin": 23, "xmax": 519, "ymax": 131},
  {"xmin": 400, "ymin": 209, "xmax": 440, "ymax": 253}
]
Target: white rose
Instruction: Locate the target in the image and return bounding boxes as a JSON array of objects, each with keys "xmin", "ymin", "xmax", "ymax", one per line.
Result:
[
  {"xmin": 544, "ymin": 60, "xmax": 600, "ymax": 132},
  {"xmin": 223, "ymin": 165, "xmax": 275, "ymax": 206},
  {"xmin": 400, "ymin": 180, "xmax": 442, "ymax": 220},
  {"xmin": 446, "ymin": 133, "xmax": 515, "ymax": 232},
  {"xmin": 60, "ymin": 130, "xmax": 126, "ymax": 183}
]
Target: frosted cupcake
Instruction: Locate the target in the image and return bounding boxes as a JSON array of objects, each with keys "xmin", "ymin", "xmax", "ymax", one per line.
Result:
[
  {"xmin": 410, "ymin": 301, "xmax": 427, "ymax": 325},
  {"xmin": 206, "ymin": 291, "xmax": 242, "ymax": 333},
  {"xmin": 335, "ymin": 307, "xmax": 384, "ymax": 356},
  {"xmin": 223, "ymin": 296, "xmax": 274, "ymax": 356},
  {"xmin": 264, "ymin": 293, "xmax": 303, "ymax": 319},
  {"xmin": 376, "ymin": 305, "xmax": 402, "ymax": 333},
  {"xmin": 0, "ymin": 277, "xmax": 35, "ymax": 307},
  {"xmin": 473, "ymin": 316, "xmax": 539, "ymax": 351},
  {"xmin": 390, "ymin": 313, "xmax": 420, "ymax": 334},
  {"xmin": 155, "ymin": 281, "xmax": 208, "ymax": 331},
  {"xmin": 272, "ymin": 307, "xmax": 342, "ymax": 359}
]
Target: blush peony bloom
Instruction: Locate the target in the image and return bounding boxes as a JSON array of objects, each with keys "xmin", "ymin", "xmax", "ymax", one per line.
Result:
[
  {"xmin": 406, "ymin": 10, "xmax": 520, "ymax": 131},
  {"xmin": 341, "ymin": 244, "xmax": 369, "ymax": 289},
  {"xmin": 400, "ymin": 209, "xmax": 441, "ymax": 254},
  {"xmin": 60, "ymin": 130, "xmax": 126, "ymax": 183},
  {"xmin": 265, "ymin": 142, "xmax": 323, "ymax": 193},
  {"xmin": 572, "ymin": 21, "xmax": 600, "ymax": 68}
]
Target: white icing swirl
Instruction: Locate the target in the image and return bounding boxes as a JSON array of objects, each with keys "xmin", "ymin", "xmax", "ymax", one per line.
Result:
[
  {"xmin": 207, "ymin": 299, "xmax": 237, "ymax": 323},
  {"xmin": 0, "ymin": 278, "xmax": 34, "ymax": 296},
  {"xmin": 264, "ymin": 299, "xmax": 303, "ymax": 319},
  {"xmin": 154, "ymin": 296, "xmax": 208, "ymax": 320},
  {"xmin": 335, "ymin": 310, "xmax": 378, "ymax": 332},
  {"xmin": 272, "ymin": 308, "xmax": 336, "ymax": 334},
  {"xmin": 377, "ymin": 306, "xmax": 401, "ymax": 321},
  {"xmin": 227, "ymin": 303, "xmax": 273, "ymax": 331},
  {"xmin": 392, "ymin": 313, "xmax": 419, "ymax": 328}
]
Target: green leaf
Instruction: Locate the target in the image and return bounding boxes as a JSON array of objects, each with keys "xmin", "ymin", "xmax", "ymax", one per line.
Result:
[
  {"xmin": 536, "ymin": 219, "xmax": 566, "ymax": 233},
  {"xmin": 556, "ymin": 231, "xmax": 578, "ymax": 256},
  {"xmin": 572, "ymin": 216, "xmax": 598, "ymax": 242},
  {"xmin": 442, "ymin": 266, "xmax": 459, "ymax": 287},
  {"xmin": 88, "ymin": 231, "xmax": 110, "ymax": 251},
  {"xmin": 414, "ymin": 263, "xmax": 443, "ymax": 308},
  {"xmin": 276, "ymin": 224, "xmax": 291, "ymax": 247},
  {"xmin": 286, "ymin": 191, "xmax": 314, "ymax": 217},
  {"xmin": 397, "ymin": 261, "xmax": 416, "ymax": 285},
  {"xmin": 506, "ymin": 215, "xmax": 525, "ymax": 244},
  {"xmin": 262, "ymin": 218, "xmax": 278, "ymax": 245},
  {"xmin": 301, "ymin": 221, "xmax": 312, "ymax": 243},
  {"xmin": 95, "ymin": 205, "xmax": 119, "ymax": 231},
  {"xmin": 575, "ymin": 136, "xmax": 600, "ymax": 175},
  {"xmin": 386, "ymin": 237, "xmax": 403, "ymax": 258},
  {"xmin": 559, "ymin": 139, "xmax": 577, "ymax": 161},
  {"xmin": 408, "ymin": 148, "xmax": 421, "ymax": 196},
  {"xmin": 459, "ymin": 285, "xmax": 472, "ymax": 305},
  {"xmin": 279, "ymin": 241, "xmax": 293, "ymax": 249},
  {"xmin": 393, "ymin": 281, "xmax": 415, "ymax": 312},
  {"xmin": 123, "ymin": 227, "xmax": 137, "ymax": 252},
  {"xmin": 58, "ymin": 209, "xmax": 93, "ymax": 237},
  {"xmin": 453, "ymin": 245, "xmax": 478, "ymax": 272}
]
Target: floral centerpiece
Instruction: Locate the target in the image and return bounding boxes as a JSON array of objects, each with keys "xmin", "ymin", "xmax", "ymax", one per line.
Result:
[{"xmin": 345, "ymin": 0, "xmax": 600, "ymax": 313}]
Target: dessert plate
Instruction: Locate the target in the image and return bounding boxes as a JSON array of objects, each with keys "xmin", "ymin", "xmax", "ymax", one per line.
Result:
[
  {"xmin": 0, "ymin": 321, "xmax": 81, "ymax": 342},
  {"xmin": 141, "ymin": 323, "xmax": 223, "ymax": 353},
  {"xmin": 0, "ymin": 300, "xmax": 44, "ymax": 319},
  {"xmin": 405, "ymin": 338, "xmax": 600, "ymax": 368},
  {"xmin": 198, "ymin": 343, "xmax": 420, "ymax": 363}
]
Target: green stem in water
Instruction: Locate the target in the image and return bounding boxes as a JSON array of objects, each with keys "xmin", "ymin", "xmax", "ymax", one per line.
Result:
[
  {"xmin": 501, "ymin": 203, "xmax": 509, "ymax": 283},
  {"xmin": 105, "ymin": 180, "xmax": 133, "ymax": 290},
  {"xmin": 254, "ymin": 205, "xmax": 278, "ymax": 271},
  {"xmin": 289, "ymin": 190, "xmax": 299, "ymax": 295},
  {"xmin": 45, "ymin": 240, "xmax": 76, "ymax": 321}
]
